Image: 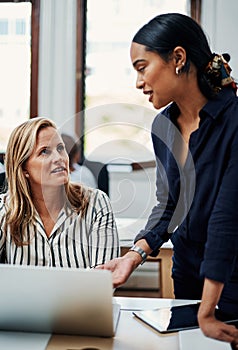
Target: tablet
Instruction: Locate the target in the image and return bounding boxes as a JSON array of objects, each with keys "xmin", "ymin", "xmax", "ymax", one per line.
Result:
[{"xmin": 133, "ymin": 303, "xmax": 238, "ymax": 334}]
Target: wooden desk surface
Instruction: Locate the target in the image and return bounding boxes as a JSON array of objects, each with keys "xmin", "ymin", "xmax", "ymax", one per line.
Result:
[
  {"xmin": 47, "ymin": 311, "xmax": 179, "ymax": 350},
  {"xmin": 46, "ymin": 297, "xmax": 188, "ymax": 350},
  {"xmin": 0, "ymin": 298, "xmax": 228, "ymax": 350}
]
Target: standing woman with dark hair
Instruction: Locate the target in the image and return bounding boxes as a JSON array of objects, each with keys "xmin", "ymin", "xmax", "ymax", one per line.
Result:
[{"xmin": 99, "ymin": 13, "xmax": 238, "ymax": 345}]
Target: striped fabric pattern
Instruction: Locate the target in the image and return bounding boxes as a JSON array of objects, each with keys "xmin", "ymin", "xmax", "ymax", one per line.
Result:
[{"xmin": 0, "ymin": 189, "xmax": 120, "ymax": 268}]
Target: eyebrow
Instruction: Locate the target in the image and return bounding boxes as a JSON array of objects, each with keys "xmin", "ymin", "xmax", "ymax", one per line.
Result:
[
  {"xmin": 37, "ymin": 145, "xmax": 49, "ymax": 152},
  {"xmin": 132, "ymin": 59, "xmax": 146, "ymax": 68}
]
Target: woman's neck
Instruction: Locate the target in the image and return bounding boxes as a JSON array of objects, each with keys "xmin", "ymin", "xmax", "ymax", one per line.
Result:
[
  {"xmin": 32, "ymin": 186, "xmax": 65, "ymax": 218},
  {"xmin": 177, "ymin": 96, "xmax": 207, "ymax": 122},
  {"xmin": 175, "ymin": 64, "xmax": 208, "ymax": 121}
]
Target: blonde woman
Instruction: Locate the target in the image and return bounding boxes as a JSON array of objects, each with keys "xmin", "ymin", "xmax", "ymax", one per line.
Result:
[{"xmin": 0, "ymin": 117, "xmax": 119, "ymax": 267}]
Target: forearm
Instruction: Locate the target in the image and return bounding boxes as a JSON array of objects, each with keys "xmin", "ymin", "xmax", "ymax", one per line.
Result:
[
  {"xmin": 198, "ymin": 278, "xmax": 224, "ymax": 319},
  {"xmin": 197, "ymin": 278, "xmax": 238, "ymax": 344},
  {"xmin": 134, "ymin": 200, "xmax": 175, "ymax": 257}
]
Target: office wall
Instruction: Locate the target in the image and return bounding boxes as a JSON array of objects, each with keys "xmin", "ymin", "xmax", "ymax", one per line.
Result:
[{"xmin": 109, "ymin": 167, "xmax": 157, "ymax": 219}]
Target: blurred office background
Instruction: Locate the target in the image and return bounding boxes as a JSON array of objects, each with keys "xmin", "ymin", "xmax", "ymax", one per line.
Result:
[
  {"xmin": 0, "ymin": 0, "xmax": 237, "ymax": 296},
  {"xmin": 1, "ymin": 0, "xmax": 236, "ymax": 216}
]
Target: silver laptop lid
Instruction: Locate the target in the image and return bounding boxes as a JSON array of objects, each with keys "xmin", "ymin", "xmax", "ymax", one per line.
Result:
[{"xmin": 0, "ymin": 264, "xmax": 120, "ymax": 337}]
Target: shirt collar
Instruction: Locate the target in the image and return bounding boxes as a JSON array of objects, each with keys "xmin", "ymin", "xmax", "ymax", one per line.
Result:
[
  {"xmin": 166, "ymin": 87, "xmax": 236, "ymax": 121},
  {"xmin": 202, "ymin": 87, "xmax": 236, "ymax": 119}
]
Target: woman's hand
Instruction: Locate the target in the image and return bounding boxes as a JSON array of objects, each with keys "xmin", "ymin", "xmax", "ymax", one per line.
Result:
[
  {"xmin": 198, "ymin": 311, "xmax": 238, "ymax": 345},
  {"xmin": 97, "ymin": 239, "xmax": 152, "ymax": 288},
  {"xmin": 198, "ymin": 278, "xmax": 238, "ymax": 347},
  {"xmin": 96, "ymin": 255, "xmax": 138, "ymax": 288}
]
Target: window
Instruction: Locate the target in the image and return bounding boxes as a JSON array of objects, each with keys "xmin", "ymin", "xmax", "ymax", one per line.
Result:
[
  {"xmin": 0, "ymin": 19, "xmax": 8, "ymax": 35},
  {"xmin": 0, "ymin": 2, "xmax": 31, "ymax": 152},
  {"xmin": 85, "ymin": 0, "xmax": 189, "ymax": 163},
  {"xmin": 16, "ymin": 18, "xmax": 26, "ymax": 35}
]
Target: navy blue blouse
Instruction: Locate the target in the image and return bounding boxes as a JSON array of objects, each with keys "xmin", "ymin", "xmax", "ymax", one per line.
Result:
[{"xmin": 135, "ymin": 87, "xmax": 238, "ymax": 284}]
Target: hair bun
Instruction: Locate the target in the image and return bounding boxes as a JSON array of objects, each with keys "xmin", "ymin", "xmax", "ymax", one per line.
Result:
[{"xmin": 222, "ymin": 53, "xmax": 230, "ymax": 62}]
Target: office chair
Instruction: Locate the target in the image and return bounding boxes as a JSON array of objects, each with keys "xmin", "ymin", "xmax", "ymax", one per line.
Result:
[
  {"xmin": 0, "ymin": 172, "xmax": 6, "ymax": 193},
  {"xmin": 83, "ymin": 159, "xmax": 109, "ymax": 195}
]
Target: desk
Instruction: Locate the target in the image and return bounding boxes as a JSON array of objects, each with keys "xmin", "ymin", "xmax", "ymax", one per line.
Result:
[
  {"xmin": 117, "ymin": 218, "xmax": 174, "ymax": 298},
  {"xmin": 46, "ymin": 297, "xmax": 192, "ymax": 350},
  {"xmin": 0, "ymin": 297, "xmax": 231, "ymax": 350}
]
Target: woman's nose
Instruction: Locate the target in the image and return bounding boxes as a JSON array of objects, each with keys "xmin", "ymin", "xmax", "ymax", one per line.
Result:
[
  {"xmin": 52, "ymin": 150, "xmax": 63, "ymax": 162},
  {"xmin": 136, "ymin": 75, "xmax": 144, "ymax": 89}
]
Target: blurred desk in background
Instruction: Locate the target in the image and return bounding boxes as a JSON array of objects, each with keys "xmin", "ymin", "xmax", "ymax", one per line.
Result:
[{"xmin": 116, "ymin": 218, "xmax": 174, "ymax": 298}]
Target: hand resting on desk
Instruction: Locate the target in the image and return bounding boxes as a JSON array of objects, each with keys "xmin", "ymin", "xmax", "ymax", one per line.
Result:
[
  {"xmin": 198, "ymin": 314, "xmax": 238, "ymax": 349},
  {"xmin": 198, "ymin": 278, "xmax": 238, "ymax": 348}
]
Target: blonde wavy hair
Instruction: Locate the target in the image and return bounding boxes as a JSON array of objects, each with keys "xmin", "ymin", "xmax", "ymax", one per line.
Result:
[{"xmin": 5, "ymin": 117, "xmax": 90, "ymax": 246}]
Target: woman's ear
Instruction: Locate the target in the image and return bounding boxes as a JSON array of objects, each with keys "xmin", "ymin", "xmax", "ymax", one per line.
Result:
[
  {"xmin": 173, "ymin": 46, "xmax": 187, "ymax": 75},
  {"xmin": 173, "ymin": 46, "xmax": 186, "ymax": 66},
  {"xmin": 23, "ymin": 169, "xmax": 29, "ymax": 178}
]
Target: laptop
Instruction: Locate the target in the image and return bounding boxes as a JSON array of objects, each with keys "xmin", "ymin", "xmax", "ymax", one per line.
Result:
[{"xmin": 0, "ymin": 264, "xmax": 120, "ymax": 337}]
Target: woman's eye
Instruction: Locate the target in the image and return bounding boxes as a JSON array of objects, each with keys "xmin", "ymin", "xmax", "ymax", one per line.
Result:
[
  {"xmin": 40, "ymin": 148, "xmax": 50, "ymax": 155},
  {"xmin": 57, "ymin": 144, "xmax": 65, "ymax": 152},
  {"xmin": 138, "ymin": 67, "xmax": 145, "ymax": 72}
]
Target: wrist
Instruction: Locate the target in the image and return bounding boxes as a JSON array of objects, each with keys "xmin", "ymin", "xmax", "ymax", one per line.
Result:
[
  {"xmin": 124, "ymin": 251, "xmax": 143, "ymax": 269},
  {"xmin": 129, "ymin": 244, "xmax": 147, "ymax": 265},
  {"xmin": 198, "ymin": 302, "xmax": 216, "ymax": 321}
]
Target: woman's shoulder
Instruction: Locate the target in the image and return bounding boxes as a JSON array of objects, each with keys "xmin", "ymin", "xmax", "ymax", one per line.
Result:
[
  {"xmin": 88, "ymin": 188, "xmax": 110, "ymax": 202},
  {"xmin": 215, "ymin": 89, "xmax": 238, "ymax": 127},
  {"xmin": 85, "ymin": 188, "xmax": 112, "ymax": 212}
]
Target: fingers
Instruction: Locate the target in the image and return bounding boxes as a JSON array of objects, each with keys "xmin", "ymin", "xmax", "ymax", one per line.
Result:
[
  {"xmin": 231, "ymin": 330, "xmax": 238, "ymax": 350},
  {"xmin": 200, "ymin": 317, "xmax": 238, "ymax": 345},
  {"xmin": 95, "ymin": 264, "xmax": 104, "ymax": 269},
  {"xmin": 213, "ymin": 324, "xmax": 238, "ymax": 343},
  {"xmin": 112, "ymin": 279, "xmax": 123, "ymax": 289},
  {"xmin": 95, "ymin": 259, "xmax": 118, "ymax": 271},
  {"xmin": 94, "ymin": 256, "xmax": 136, "ymax": 288}
]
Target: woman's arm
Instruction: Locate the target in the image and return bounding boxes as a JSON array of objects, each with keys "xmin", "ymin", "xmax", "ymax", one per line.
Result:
[
  {"xmin": 97, "ymin": 238, "xmax": 152, "ymax": 288},
  {"xmin": 198, "ymin": 278, "xmax": 238, "ymax": 344}
]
